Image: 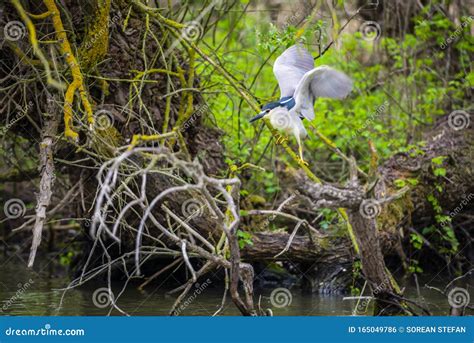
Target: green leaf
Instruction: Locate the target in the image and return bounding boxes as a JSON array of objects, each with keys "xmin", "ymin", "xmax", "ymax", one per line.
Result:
[
  {"xmin": 394, "ymin": 179, "xmax": 406, "ymax": 188},
  {"xmin": 409, "ymin": 233, "xmax": 423, "ymax": 250},
  {"xmin": 431, "ymin": 156, "xmax": 446, "ymax": 165}
]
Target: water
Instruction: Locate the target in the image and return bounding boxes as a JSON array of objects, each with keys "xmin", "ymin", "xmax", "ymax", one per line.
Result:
[{"xmin": 0, "ymin": 256, "xmax": 452, "ymax": 316}]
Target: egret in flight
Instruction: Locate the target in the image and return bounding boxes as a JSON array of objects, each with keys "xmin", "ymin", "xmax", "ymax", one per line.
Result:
[{"xmin": 250, "ymin": 45, "xmax": 353, "ymax": 165}]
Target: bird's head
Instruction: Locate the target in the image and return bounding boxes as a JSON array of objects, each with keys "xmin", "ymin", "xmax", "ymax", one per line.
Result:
[{"xmin": 249, "ymin": 96, "xmax": 295, "ymax": 123}]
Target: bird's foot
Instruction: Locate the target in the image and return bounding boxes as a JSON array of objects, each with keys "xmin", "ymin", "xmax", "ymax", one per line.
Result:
[
  {"xmin": 296, "ymin": 156, "xmax": 309, "ymax": 167},
  {"xmin": 275, "ymin": 134, "xmax": 288, "ymax": 145}
]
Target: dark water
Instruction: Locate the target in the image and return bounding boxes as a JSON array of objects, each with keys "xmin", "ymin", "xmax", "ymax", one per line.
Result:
[{"xmin": 0, "ymin": 256, "xmax": 452, "ymax": 316}]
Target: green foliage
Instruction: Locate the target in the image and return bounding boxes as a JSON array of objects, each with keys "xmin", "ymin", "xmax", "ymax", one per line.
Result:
[
  {"xmin": 431, "ymin": 156, "xmax": 447, "ymax": 177},
  {"xmin": 394, "ymin": 178, "xmax": 419, "ymax": 188},
  {"xmin": 350, "ymin": 285, "xmax": 361, "ymax": 296},
  {"xmin": 409, "ymin": 233, "xmax": 423, "ymax": 250},
  {"xmin": 237, "ymin": 230, "xmax": 254, "ymax": 249},
  {"xmin": 195, "ymin": 1, "xmax": 469, "ymax": 264},
  {"xmin": 256, "ymin": 24, "xmax": 300, "ymax": 50},
  {"xmin": 350, "ymin": 260, "xmax": 362, "ymax": 296},
  {"xmin": 408, "ymin": 260, "xmax": 423, "ymax": 274},
  {"xmin": 59, "ymin": 251, "xmax": 75, "ymax": 266},
  {"xmin": 318, "ymin": 208, "xmax": 338, "ymax": 232},
  {"xmin": 394, "ymin": 179, "xmax": 406, "ymax": 188},
  {"xmin": 426, "ymin": 192, "xmax": 460, "ymax": 254},
  {"xmin": 440, "ymin": 225, "xmax": 459, "ymax": 253},
  {"xmin": 199, "ymin": 1, "xmax": 470, "ymax": 194},
  {"xmin": 427, "ymin": 194, "xmax": 442, "ymax": 214}
]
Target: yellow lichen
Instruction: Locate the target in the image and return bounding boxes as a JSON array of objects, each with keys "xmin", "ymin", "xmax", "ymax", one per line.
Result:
[
  {"xmin": 43, "ymin": 0, "xmax": 94, "ymax": 141},
  {"xmin": 10, "ymin": 0, "xmax": 64, "ymax": 90},
  {"xmin": 79, "ymin": 0, "xmax": 112, "ymax": 70},
  {"xmin": 128, "ymin": 132, "xmax": 177, "ymax": 150}
]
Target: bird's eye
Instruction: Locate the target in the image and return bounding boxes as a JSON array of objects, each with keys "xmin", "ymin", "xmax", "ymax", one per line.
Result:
[{"xmin": 265, "ymin": 109, "xmax": 271, "ymax": 113}]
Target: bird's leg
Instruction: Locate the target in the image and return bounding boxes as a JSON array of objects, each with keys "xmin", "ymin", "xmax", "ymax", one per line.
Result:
[
  {"xmin": 274, "ymin": 133, "xmax": 288, "ymax": 145},
  {"xmin": 296, "ymin": 136, "xmax": 309, "ymax": 166}
]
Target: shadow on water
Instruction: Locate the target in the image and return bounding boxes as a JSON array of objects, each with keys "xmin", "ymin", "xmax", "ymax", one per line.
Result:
[{"xmin": 0, "ymin": 257, "xmax": 452, "ymax": 316}]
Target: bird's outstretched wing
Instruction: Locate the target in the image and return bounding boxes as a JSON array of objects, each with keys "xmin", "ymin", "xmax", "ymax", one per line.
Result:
[
  {"xmin": 273, "ymin": 45, "xmax": 314, "ymax": 98},
  {"xmin": 293, "ymin": 66, "xmax": 353, "ymax": 120}
]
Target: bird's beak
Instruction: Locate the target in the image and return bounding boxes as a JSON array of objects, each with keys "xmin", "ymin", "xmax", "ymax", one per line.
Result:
[{"xmin": 249, "ymin": 111, "xmax": 266, "ymax": 123}]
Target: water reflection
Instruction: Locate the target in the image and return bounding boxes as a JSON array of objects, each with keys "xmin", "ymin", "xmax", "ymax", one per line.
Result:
[{"xmin": 0, "ymin": 257, "xmax": 451, "ymax": 316}]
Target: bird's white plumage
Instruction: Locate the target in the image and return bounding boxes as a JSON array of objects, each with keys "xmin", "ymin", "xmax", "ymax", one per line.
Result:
[
  {"xmin": 273, "ymin": 45, "xmax": 353, "ymax": 120},
  {"xmin": 267, "ymin": 45, "xmax": 353, "ymax": 162},
  {"xmin": 268, "ymin": 107, "xmax": 307, "ymax": 139},
  {"xmin": 293, "ymin": 66, "xmax": 353, "ymax": 120},
  {"xmin": 273, "ymin": 45, "xmax": 314, "ymax": 97}
]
